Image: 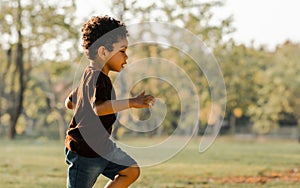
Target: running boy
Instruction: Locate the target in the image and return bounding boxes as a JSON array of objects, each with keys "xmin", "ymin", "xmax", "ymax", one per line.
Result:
[{"xmin": 64, "ymin": 16, "xmax": 155, "ymax": 188}]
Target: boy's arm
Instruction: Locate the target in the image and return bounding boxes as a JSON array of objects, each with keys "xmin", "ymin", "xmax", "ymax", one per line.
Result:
[{"xmin": 94, "ymin": 91, "xmax": 155, "ymax": 116}]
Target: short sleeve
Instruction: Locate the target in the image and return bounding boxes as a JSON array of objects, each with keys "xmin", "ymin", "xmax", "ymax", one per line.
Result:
[
  {"xmin": 95, "ymin": 75, "xmax": 108, "ymax": 104},
  {"xmin": 87, "ymin": 71, "xmax": 113, "ymax": 107}
]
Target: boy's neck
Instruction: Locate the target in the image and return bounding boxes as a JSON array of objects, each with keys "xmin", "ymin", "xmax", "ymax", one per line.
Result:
[{"xmin": 90, "ymin": 61, "xmax": 109, "ymax": 75}]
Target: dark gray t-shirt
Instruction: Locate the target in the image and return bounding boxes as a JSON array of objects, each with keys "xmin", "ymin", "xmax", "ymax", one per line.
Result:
[{"xmin": 65, "ymin": 66, "xmax": 117, "ymax": 157}]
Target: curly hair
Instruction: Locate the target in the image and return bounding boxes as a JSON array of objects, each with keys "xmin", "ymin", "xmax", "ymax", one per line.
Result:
[{"xmin": 81, "ymin": 15, "xmax": 128, "ymax": 60}]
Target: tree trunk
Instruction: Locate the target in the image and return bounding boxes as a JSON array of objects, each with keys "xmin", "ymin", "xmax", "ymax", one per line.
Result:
[
  {"xmin": 9, "ymin": 42, "xmax": 24, "ymax": 139},
  {"xmin": 230, "ymin": 114, "xmax": 236, "ymax": 135},
  {"xmin": 9, "ymin": 0, "xmax": 24, "ymax": 139},
  {"xmin": 57, "ymin": 110, "xmax": 67, "ymax": 141},
  {"xmin": 298, "ymin": 119, "xmax": 300, "ymax": 143}
]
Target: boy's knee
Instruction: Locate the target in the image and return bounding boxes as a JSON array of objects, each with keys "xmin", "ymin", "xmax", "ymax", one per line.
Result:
[
  {"xmin": 129, "ymin": 166, "xmax": 140, "ymax": 181},
  {"xmin": 120, "ymin": 165, "xmax": 140, "ymax": 181}
]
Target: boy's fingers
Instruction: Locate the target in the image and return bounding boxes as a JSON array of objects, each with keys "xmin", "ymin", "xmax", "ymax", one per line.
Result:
[
  {"xmin": 144, "ymin": 95, "xmax": 154, "ymax": 99},
  {"xmin": 145, "ymin": 97, "xmax": 155, "ymax": 104}
]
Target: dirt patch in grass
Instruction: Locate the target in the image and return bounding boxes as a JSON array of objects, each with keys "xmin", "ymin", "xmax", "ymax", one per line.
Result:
[{"xmin": 214, "ymin": 167, "xmax": 300, "ymax": 184}]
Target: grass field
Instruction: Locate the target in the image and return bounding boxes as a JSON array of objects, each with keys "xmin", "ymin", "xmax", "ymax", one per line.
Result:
[{"xmin": 0, "ymin": 136, "xmax": 299, "ymax": 187}]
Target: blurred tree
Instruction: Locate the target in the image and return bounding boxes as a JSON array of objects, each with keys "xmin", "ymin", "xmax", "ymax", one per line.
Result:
[
  {"xmin": 0, "ymin": 0, "xmax": 25, "ymax": 139},
  {"xmin": 273, "ymin": 42, "xmax": 300, "ymax": 139},
  {"xmin": 218, "ymin": 40, "xmax": 300, "ymax": 135},
  {"xmin": 0, "ymin": 0, "xmax": 79, "ymax": 139},
  {"xmin": 216, "ymin": 43, "xmax": 270, "ymax": 134},
  {"xmin": 109, "ymin": 0, "xmax": 234, "ymax": 136},
  {"xmin": 247, "ymin": 42, "xmax": 300, "ymax": 135},
  {"xmin": 112, "ymin": 0, "xmax": 234, "ymax": 48},
  {"xmin": 109, "ymin": 0, "xmax": 300, "ymax": 138}
]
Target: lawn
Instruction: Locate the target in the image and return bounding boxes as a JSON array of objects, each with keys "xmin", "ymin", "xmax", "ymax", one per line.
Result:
[{"xmin": 0, "ymin": 136, "xmax": 299, "ymax": 187}]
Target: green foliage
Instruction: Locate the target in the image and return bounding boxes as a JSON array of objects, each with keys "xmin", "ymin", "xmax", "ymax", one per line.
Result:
[
  {"xmin": 1, "ymin": 0, "xmax": 299, "ymax": 138},
  {"xmin": 248, "ymin": 43, "xmax": 300, "ymax": 134},
  {"xmin": 0, "ymin": 0, "xmax": 79, "ymax": 138},
  {"xmin": 110, "ymin": 0, "xmax": 232, "ymax": 135},
  {"xmin": 216, "ymin": 41, "xmax": 300, "ymax": 134}
]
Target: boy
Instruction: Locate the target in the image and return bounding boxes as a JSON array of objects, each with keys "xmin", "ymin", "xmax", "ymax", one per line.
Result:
[{"xmin": 64, "ymin": 16, "xmax": 155, "ymax": 188}]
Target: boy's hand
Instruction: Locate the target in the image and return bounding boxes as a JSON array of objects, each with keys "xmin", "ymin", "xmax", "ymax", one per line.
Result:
[{"xmin": 129, "ymin": 91, "xmax": 155, "ymax": 108}]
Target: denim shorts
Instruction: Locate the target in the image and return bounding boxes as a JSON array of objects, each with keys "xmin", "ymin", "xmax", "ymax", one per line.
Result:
[{"xmin": 65, "ymin": 144, "xmax": 137, "ymax": 188}]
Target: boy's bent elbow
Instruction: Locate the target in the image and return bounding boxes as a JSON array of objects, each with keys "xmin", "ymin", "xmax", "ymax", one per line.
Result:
[
  {"xmin": 93, "ymin": 106, "xmax": 100, "ymax": 116},
  {"xmin": 65, "ymin": 98, "xmax": 73, "ymax": 110}
]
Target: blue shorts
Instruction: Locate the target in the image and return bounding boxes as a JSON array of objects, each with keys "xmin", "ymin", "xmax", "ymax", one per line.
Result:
[{"xmin": 65, "ymin": 144, "xmax": 137, "ymax": 188}]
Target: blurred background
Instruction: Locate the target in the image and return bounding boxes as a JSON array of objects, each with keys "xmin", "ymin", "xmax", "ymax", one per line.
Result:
[
  {"xmin": 0, "ymin": 0, "xmax": 300, "ymax": 187},
  {"xmin": 0, "ymin": 0, "xmax": 299, "ymax": 140}
]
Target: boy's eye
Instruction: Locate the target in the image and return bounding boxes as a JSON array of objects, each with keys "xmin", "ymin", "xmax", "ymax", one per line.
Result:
[{"xmin": 120, "ymin": 50, "xmax": 125, "ymax": 53}]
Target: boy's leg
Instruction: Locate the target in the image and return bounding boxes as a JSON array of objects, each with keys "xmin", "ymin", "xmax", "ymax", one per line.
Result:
[
  {"xmin": 104, "ymin": 165, "xmax": 140, "ymax": 188},
  {"xmin": 65, "ymin": 149, "xmax": 106, "ymax": 188},
  {"xmin": 101, "ymin": 142, "xmax": 139, "ymax": 188}
]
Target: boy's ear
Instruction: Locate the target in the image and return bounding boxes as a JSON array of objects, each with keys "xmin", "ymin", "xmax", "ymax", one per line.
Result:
[{"xmin": 97, "ymin": 46, "xmax": 107, "ymax": 60}]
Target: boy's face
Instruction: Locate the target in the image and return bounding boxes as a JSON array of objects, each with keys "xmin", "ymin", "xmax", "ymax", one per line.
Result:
[{"xmin": 105, "ymin": 38, "xmax": 128, "ymax": 73}]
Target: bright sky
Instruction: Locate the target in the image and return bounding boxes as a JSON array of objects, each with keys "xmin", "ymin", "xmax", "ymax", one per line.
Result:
[
  {"xmin": 76, "ymin": 0, "xmax": 300, "ymax": 51},
  {"xmin": 223, "ymin": 0, "xmax": 300, "ymax": 50}
]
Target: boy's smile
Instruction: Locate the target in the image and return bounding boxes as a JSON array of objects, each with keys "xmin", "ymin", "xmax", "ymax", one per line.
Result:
[{"xmin": 102, "ymin": 38, "xmax": 128, "ymax": 75}]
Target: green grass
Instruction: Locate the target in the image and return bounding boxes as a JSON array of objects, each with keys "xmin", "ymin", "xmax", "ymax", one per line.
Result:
[{"xmin": 0, "ymin": 136, "xmax": 299, "ymax": 187}]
